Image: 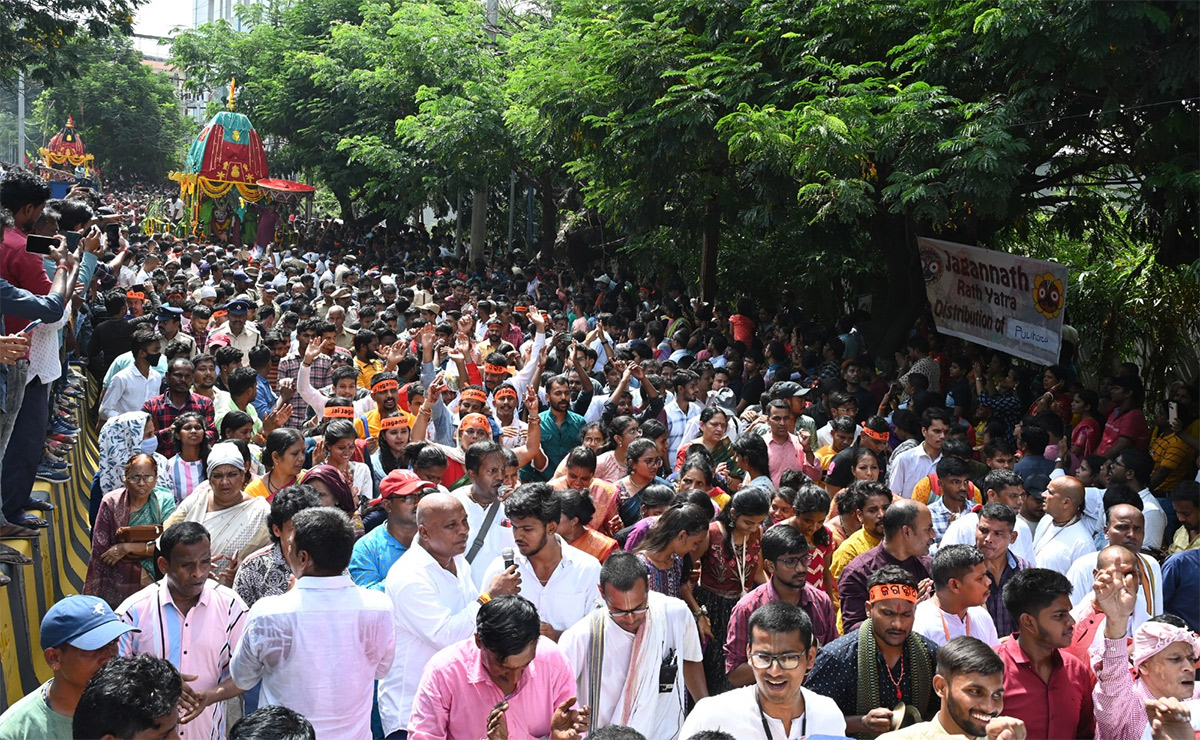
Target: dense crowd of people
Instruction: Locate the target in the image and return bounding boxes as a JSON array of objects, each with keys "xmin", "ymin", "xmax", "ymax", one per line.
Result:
[{"xmin": 0, "ymin": 165, "xmax": 1197, "ymax": 740}]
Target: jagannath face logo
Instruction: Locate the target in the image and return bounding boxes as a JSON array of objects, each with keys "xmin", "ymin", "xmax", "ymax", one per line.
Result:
[
  {"xmin": 1032, "ymin": 272, "xmax": 1065, "ymax": 319},
  {"xmin": 919, "ymin": 245, "xmax": 944, "ymax": 285}
]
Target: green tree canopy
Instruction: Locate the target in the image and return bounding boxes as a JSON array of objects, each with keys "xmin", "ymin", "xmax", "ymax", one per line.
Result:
[
  {"xmin": 33, "ymin": 40, "xmax": 192, "ymax": 180},
  {"xmin": 0, "ymin": 0, "xmax": 146, "ymax": 85}
]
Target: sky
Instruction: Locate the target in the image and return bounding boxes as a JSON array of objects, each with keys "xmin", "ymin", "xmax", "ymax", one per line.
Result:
[{"xmin": 135, "ymin": 0, "xmax": 192, "ymax": 38}]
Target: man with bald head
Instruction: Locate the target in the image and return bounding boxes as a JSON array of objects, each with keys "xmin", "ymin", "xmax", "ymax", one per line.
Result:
[
  {"xmin": 378, "ymin": 492, "xmax": 520, "ymax": 739},
  {"xmin": 1066, "ymin": 502, "xmax": 1162, "ymax": 615},
  {"xmin": 837, "ymin": 498, "xmax": 936, "ymax": 633},
  {"xmin": 1064, "ymin": 544, "xmax": 1151, "ymax": 669},
  {"xmin": 1032, "ymin": 475, "xmax": 1096, "ymax": 573}
]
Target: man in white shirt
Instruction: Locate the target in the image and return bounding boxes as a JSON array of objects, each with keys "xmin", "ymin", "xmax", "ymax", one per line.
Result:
[
  {"xmin": 377, "ymin": 492, "xmax": 519, "ymax": 739},
  {"xmin": 1032, "ymin": 475, "xmax": 1096, "ymax": 573},
  {"xmin": 558, "ymin": 552, "xmax": 706, "ymax": 740},
  {"xmin": 682, "ymin": 601, "xmax": 846, "ymax": 738},
  {"xmin": 451, "ymin": 440, "xmax": 517, "ymax": 591},
  {"xmin": 876, "ymin": 636, "xmax": 1025, "ymax": 740},
  {"xmin": 663, "ymin": 370, "xmax": 701, "ymax": 464},
  {"xmin": 231, "ymin": 508, "xmax": 395, "ymax": 740},
  {"xmin": 888, "ymin": 408, "xmax": 951, "ymax": 499},
  {"xmin": 940, "ymin": 469, "xmax": 1036, "ymax": 563},
  {"xmin": 1109, "ymin": 449, "xmax": 1167, "ymax": 550},
  {"xmin": 1065, "ymin": 503, "xmax": 1162, "ymax": 619},
  {"xmin": 912, "ymin": 545, "xmax": 1000, "ymax": 648},
  {"xmin": 99, "ymin": 328, "xmax": 163, "ymax": 425},
  {"xmin": 478, "ymin": 483, "xmax": 601, "ymax": 639}
]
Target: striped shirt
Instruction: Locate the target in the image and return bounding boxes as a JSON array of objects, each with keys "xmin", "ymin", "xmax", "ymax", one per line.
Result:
[
  {"xmin": 166, "ymin": 456, "xmax": 206, "ymax": 502},
  {"xmin": 116, "ymin": 579, "xmax": 248, "ymax": 740}
]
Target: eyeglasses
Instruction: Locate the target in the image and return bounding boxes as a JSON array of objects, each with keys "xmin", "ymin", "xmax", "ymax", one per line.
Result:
[
  {"xmin": 748, "ymin": 652, "xmax": 805, "ymax": 670},
  {"xmin": 774, "ymin": 553, "xmax": 813, "ymax": 569},
  {"xmin": 606, "ymin": 602, "xmax": 650, "ymax": 618},
  {"xmin": 125, "ymin": 474, "xmax": 156, "ymax": 483}
]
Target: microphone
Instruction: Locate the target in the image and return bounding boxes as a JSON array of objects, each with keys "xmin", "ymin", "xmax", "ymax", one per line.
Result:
[{"xmin": 502, "ymin": 548, "xmax": 515, "ymax": 570}]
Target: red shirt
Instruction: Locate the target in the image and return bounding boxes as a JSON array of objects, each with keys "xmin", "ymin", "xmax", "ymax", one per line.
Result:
[
  {"xmin": 728, "ymin": 314, "xmax": 755, "ymax": 346},
  {"xmin": 1098, "ymin": 406, "xmax": 1149, "ymax": 455},
  {"xmin": 0, "ymin": 225, "xmax": 53, "ymax": 333},
  {"xmin": 995, "ymin": 637, "xmax": 1096, "ymax": 740}
]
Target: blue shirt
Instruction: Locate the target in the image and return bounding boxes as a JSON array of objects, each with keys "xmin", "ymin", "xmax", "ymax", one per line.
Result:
[
  {"xmin": 253, "ymin": 373, "xmax": 277, "ymax": 419},
  {"xmin": 349, "ymin": 524, "xmax": 408, "ymax": 592},
  {"xmin": 1162, "ymin": 549, "xmax": 1199, "ymax": 633}
]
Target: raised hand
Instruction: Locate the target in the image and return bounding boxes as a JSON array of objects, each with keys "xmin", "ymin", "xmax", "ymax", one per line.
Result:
[
  {"xmin": 419, "ymin": 324, "xmax": 436, "ymax": 352},
  {"xmin": 1093, "ymin": 565, "xmax": 1137, "ymax": 630}
]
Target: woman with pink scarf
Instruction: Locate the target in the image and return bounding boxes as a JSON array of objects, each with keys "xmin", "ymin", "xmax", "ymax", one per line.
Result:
[{"xmin": 1091, "ymin": 565, "xmax": 1200, "ymax": 740}]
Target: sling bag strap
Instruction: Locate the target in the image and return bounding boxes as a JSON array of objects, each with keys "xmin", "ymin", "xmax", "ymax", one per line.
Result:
[{"xmin": 465, "ymin": 499, "xmax": 501, "ymax": 564}]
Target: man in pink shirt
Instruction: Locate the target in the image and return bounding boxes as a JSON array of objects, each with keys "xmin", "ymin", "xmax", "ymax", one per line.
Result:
[
  {"xmin": 408, "ymin": 595, "xmax": 588, "ymax": 740},
  {"xmin": 763, "ymin": 399, "xmax": 820, "ymax": 485},
  {"xmin": 116, "ymin": 522, "xmax": 249, "ymax": 740}
]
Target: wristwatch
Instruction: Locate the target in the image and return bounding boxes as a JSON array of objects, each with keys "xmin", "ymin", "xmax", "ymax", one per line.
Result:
[{"xmin": 693, "ymin": 605, "xmax": 708, "ymax": 618}]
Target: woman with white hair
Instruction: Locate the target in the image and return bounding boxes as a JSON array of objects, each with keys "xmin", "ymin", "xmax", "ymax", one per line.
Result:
[
  {"xmin": 162, "ymin": 441, "xmax": 269, "ymax": 586},
  {"xmin": 1091, "ymin": 562, "xmax": 1200, "ymax": 740}
]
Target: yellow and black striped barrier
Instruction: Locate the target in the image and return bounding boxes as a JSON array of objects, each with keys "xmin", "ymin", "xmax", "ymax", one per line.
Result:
[{"xmin": 0, "ymin": 372, "xmax": 99, "ymax": 711}]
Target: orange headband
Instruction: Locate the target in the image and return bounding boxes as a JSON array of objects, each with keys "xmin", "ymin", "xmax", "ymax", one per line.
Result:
[
  {"xmin": 126, "ymin": 291, "xmax": 145, "ymax": 300},
  {"xmin": 861, "ymin": 425, "xmax": 890, "ymax": 442},
  {"xmin": 460, "ymin": 413, "xmax": 490, "ymax": 431},
  {"xmin": 869, "ymin": 583, "xmax": 919, "ymax": 603},
  {"xmin": 494, "ymin": 387, "xmax": 518, "ymax": 402},
  {"xmin": 372, "ymin": 379, "xmax": 399, "ymax": 393},
  {"xmin": 380, "ymin": 415, "xmax": 409, "ymax": 430},
  {"xmin": 483, "ymin": 363, "xmax": 510, "ymax": 375},
  {"xmin": 461, "ymin": 388, "xmax": 488, "ymax": 405},
  {"xmin": 323, "ymin": 405, "xmax": 355, "ymax": 419}
]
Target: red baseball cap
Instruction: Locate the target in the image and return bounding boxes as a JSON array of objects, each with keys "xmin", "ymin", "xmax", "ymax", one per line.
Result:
[{"xmin": 369, "ymin": 470, "xmax": 437, "ymax": 507}]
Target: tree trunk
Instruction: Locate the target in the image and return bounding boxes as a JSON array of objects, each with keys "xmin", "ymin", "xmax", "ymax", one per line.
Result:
[
  {"xmin": 867, "ymin": 213, "xmax": 925, "ymax": 360},
  {"xmin": 700, "ymin": 198, "xmax": 720, "ymax": 302},
  {"xmin": 470, "ymin": 185, "xmax": 487, "ymax": 265},
  {"xmin": 334, "ymin": 187, "xmax": 355, "ymax": 222}
]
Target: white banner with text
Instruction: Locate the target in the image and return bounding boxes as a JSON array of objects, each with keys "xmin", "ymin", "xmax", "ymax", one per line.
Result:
[{"xmin": 917, "ymin": 237, "xmax": 1068, "ymax": 365}]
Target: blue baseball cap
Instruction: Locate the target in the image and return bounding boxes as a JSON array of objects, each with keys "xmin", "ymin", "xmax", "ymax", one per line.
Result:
[{"xmin": 41, "ymin": 595, "xmax": 138, "ymax": 650}]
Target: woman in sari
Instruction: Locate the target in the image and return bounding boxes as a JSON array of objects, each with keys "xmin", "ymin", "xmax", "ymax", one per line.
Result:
[
  {"xmin": 594, "ymin": 416, "xmax": 640, "ymax": 483},
  {"xmin": 312, "ymin": 420, "xmax": 373, "ymax": 509},
  {"xmin": 94, "ymin": 411, "xmax": 173, "ymax": 524},
  {"xmin": 614, "ymin": 438, "xmax": 664, "ymax": 528},
  {"xmin": 673, "ymin": 407, "xmax": 743, "ymax": 490},
  {"xmin": 244, "ymin": 428, "xmax": 306, "ymax": 501},
  {"xmin": 85, "ymin": 454, "xmax": 177, "ymax": 607},
  {"xmin": 162, "ymin": 441, "xmax": 270, "ymax": 586},
  {"xmin": 301, "ymin": 464, "xmax": 364, "ymax": 535}
]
